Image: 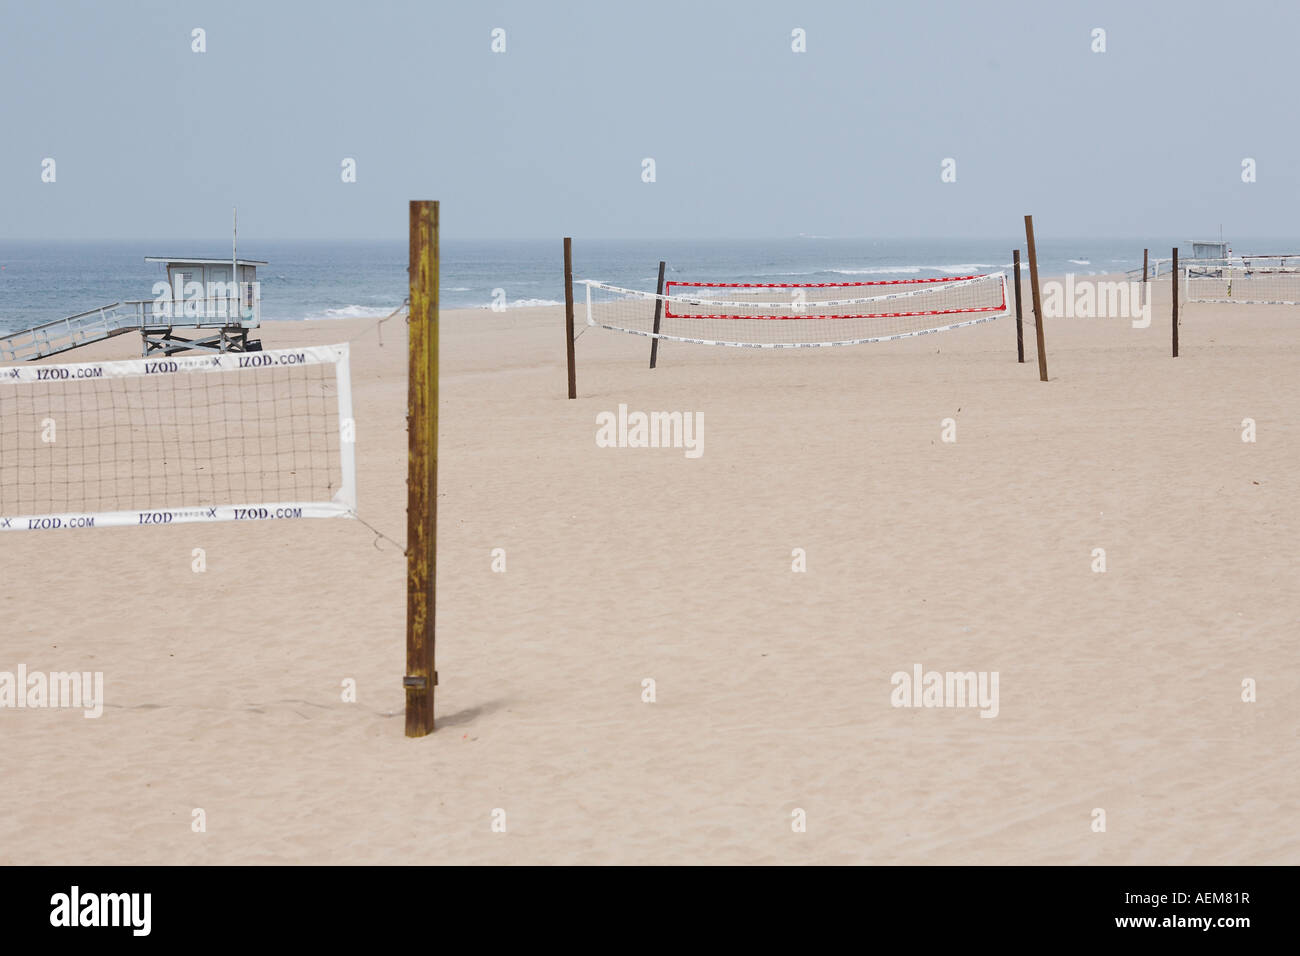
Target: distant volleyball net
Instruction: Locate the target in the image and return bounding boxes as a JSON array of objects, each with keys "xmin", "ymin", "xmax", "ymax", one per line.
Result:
[
  {"xmin": 0, "ymin": 344, "xmax": 355, "ymax": 532},
  {"xmin": 581, "ymin": 273, "xmax": 1010, "ymax": 347},
  {"xmin": 1185, "ymin": 263, "xmax": 1300, "ymax": 306}
]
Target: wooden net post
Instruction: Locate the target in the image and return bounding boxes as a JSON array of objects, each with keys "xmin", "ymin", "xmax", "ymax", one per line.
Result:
[
  {"xmin": 1172, "ymin": 247, "xmax": 1179, "ymax": 358},
  {"xmin": 405, "ymin": 200, "xmax": 439, "ymax": 737},
  {"xmin": 1013, "ymin": 249, "xmax": 1024, "ymax": 363},
  {"xmin": 564, "ymin": 238, "xmax": 576, "ymax": 399},
  {"xmin": 649, "ymin": 260, "xmax": 666, "ymax": 369},
  {"xmin": 1024, "ymin": 215, "xmax": 1049, "ymax": 382}
]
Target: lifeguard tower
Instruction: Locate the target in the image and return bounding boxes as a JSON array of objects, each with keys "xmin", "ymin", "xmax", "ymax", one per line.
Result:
[
  {"xmin": 1183, "ymin": 240, "xmax": 1232, "ymax": 280},
  {"xmin": 138, "ymin": 256, "xmax": 265, "ymax": 356},
  {"xmin": 0, "ymin": 255, "xmax": 265, "ymax": 362}
]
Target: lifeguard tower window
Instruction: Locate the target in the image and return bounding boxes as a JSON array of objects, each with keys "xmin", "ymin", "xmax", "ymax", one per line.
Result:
[{"xmin": 1190, "ymin": 241, "xmax": 1229, "ymax": 261}]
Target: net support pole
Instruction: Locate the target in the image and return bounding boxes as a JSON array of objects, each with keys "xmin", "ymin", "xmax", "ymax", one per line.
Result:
[
  {"xmin": 1143, "ymin": 248, "xmax": 1149, "ymax": 284},
  {"xmin": 1171, "ymin": 246, "xmax": 1179, "ymax": 358},
  {"xmin": 649, "ymin": 259, "xmax": 666, "ymax": 369},
  {"xmin": 405, "ymin": 199, "xmax": 439, "ymax": 737},
  {"xmin": 1024, "ymin": 215, "xmax": 1049, "ymax": 382},
  {"xmin": 1013, "ymin": 249, "xmax": 1024, "ymax": 363},
  {"xmin": 564, "ymin": 237, "xmax": 577, "ymax": 399}
]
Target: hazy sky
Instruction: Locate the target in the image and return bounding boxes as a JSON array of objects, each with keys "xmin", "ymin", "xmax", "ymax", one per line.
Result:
[{"xmin": 2, "ymin": 0, "xmax": 1297, "ymax": 240}]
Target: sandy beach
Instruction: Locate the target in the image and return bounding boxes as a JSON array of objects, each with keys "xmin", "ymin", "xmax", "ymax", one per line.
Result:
[{"xmin": 1, "ymin": 276, "xmax": 1297, "ymax": 865}]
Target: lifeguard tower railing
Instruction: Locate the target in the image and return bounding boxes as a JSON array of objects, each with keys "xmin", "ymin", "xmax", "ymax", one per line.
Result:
[
  {"xmin": 1127, "ymin": 253, "xmax": 1300, "ymax": 283},
  {"xmin": 0, "ymin": 293, "xmax": 261, "ymax": 363}
]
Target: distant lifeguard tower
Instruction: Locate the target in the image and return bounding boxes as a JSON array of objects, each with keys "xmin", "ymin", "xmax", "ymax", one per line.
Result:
[
  {"xmin": 1182, "ymin": 240, "xmax": 1232, "ymax": 280},
  {"xmin": 139, "ymin": 256, "xmax": 265, "ymax": 356},
  {"xmin": 0, "ymin": 255, "xmax": 266, "ymax": 362}
]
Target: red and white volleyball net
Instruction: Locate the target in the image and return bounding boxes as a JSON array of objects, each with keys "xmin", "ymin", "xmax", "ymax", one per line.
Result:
[{"xmin": 580, "ymin": 273, "xmax": 1009, "ymax": 348}]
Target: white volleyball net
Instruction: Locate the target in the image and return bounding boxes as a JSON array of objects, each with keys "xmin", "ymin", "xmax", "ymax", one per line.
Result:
[
  {"xmin": 1184, "ymin": 261, "xmax": 1300, "ymax": 305},
  {"xmin": 0, "ymin": 344, "xmax": 356, "ymax": 531},
  {"xmin": 581, "ymin": 273, "xmax": 1010, "ymax": 347}
]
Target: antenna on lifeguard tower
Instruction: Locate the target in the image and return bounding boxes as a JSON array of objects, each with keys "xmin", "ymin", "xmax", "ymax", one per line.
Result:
[{"xmin": 233, "ymin": 207, "xmax": 238, "ymax": 313}]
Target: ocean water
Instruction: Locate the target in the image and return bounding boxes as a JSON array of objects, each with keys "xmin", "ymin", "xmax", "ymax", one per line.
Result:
[{"xmin": 0, "ymin": 237, "xmax": 1274, "ymax": 337}]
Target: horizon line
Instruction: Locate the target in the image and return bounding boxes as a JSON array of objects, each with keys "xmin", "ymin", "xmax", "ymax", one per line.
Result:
[{"xmin": 2, "ymin": 235, "xmax": 1296, "ymax": 243}]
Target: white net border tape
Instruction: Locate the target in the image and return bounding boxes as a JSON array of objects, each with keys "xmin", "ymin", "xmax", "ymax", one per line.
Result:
[
  {"xmin": 588, "ymin": 309, "xmax": 1006, "ymax": 348},
  {"xmin": 0, "ymin": 343, "xmax": 347, "ymax": 384},
  {"xmin": 582, "ymin": 274, "xmax": 999, "ymax": 312}
]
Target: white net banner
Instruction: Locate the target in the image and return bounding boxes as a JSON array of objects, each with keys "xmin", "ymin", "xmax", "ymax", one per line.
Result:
[
  {"xmin": 0, "ymin": 344, "xmax": 356, "ymax": 532},
  {"xmin": 582, "ymin": 274, "xmax": 1009, "ymax": 347}
]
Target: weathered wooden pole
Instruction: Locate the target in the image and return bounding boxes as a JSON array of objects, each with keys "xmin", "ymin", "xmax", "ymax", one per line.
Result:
[
  {"xmin": 1024, "ymin": 215, "xmax": 1049, "ymax": 382},
  {"xmin": 1013, "ymin": 249, "xmax": 1024, "ymax": 363},
  {"xmin": 1143, "ymin": 248, "xmax": 1149, "ymax": 284},
  {"xmin": 564, "ymin": 238, "xmax": 577, "ymax": 399},
  {"xmin": 1171, "ymin": 246, "xmax": 1179, "ymax": 358},
  {"xmin": 405, "ymin": 200, "xmax": 438, "ymax": 737},
  {"xmin": 649, "ymin": 260, "xmax": 666, "ymax": 369}
]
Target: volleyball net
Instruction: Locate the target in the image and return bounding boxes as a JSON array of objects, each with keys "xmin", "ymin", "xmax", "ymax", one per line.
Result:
[
  {"xmin": 1185, "ymin": 264, "xmax": 1300, "ymax": 306},
  {"xmin": 0, "ymin": 344, "xmax": 356, "ymax": 532},
  {"xmin": 581, "ymin": 273, "xmax": 1009, "ymax": 347}
]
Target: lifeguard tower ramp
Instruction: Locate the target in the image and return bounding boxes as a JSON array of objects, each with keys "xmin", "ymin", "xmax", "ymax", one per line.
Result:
[
  {"xmin": 0, "ymin": 303, "xmax": 141, "ymax": 363},
  {"xmin": 0, "ymin": 256, "xmax": 265, "ymax": 362}
]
